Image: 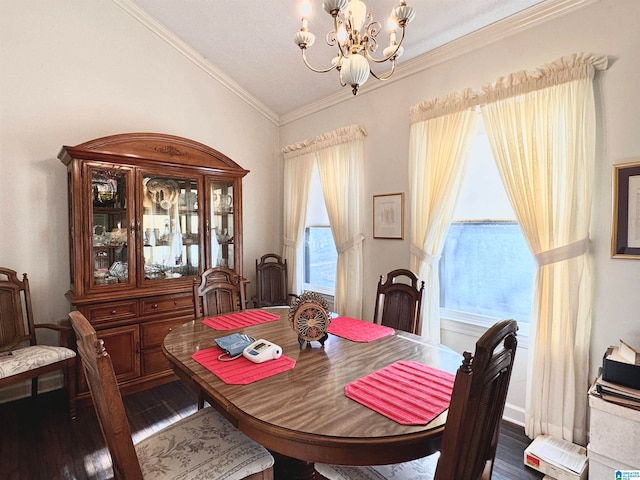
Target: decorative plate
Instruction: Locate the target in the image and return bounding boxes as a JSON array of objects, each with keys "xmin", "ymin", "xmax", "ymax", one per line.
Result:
[{"xmin": 288, "ymin": 292, "xmax": 331, "ymax": 348}]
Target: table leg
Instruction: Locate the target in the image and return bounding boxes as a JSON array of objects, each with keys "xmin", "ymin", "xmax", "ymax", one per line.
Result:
[{"xmin": 271, "ymin": 451, "xmax": 320, "ymax": 480}]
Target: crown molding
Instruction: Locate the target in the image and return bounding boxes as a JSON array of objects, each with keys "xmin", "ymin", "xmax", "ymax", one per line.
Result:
[
  {"xmin": 114, "ymin": 0, "xmax": 594, "ymax": 128},
  {"xmin": 112, "ymin": 0, "xmax": 281, "ymax": 126},
  {"xmin": 279, "ymin": 0, "xmax": 595, "ymax": 126}
]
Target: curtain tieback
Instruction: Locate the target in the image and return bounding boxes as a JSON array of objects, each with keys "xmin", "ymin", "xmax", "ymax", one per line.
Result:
[
  {"xmin": 534, "ymin": 237, "xmax": 590, "ymax": 267},
  {"xmin": 336, "ymin": 234, "xmax": 364, "ymax": 254},
  {"xmin": 410, "ymin": 244, "xmax": 441, "ymax": 265},
  {"xmin": 283, "ymin": 238, "xmax": 297, "ymax": 248}
]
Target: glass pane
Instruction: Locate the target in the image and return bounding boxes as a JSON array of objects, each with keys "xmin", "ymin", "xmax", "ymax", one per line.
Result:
[
  {"xmin": 91, "ymin": 168, "xmax": 129, "ymax": 287},
  {"xmin": 210, "ymin": 180, "xmax": 234, "ymax": 269},
  {"xmin": 142, "ymin": 175, "xmax": 199, "ymax": 280},
  {"xmin": 304, "ymin": 227, "xmax": 337, "ymax": 289},
  {"xmin": 439, "ymin": 221, "xmax": 534, "ymax": 323}
]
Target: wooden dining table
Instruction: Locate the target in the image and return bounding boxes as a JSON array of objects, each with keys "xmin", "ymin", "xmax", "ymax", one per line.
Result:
[{"xmin": 162, "ymin": 306, "xmax": 462, "ymax": 480}]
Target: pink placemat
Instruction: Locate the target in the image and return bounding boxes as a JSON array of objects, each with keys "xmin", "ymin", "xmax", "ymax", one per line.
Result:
[
  {"xmin": 192, "ymin": 346, "xmax": 295, "ymax": 385},
  {"xmin": 327, "ymin": 316, "xmax": 395, "ymax": 342},
  {"xmin": 202, "ymin": 310, "xmax": 280, "ymax": 330},
  {"xmin": 345, "ymin": 360, "xmax": 455, "ymax": 425}
]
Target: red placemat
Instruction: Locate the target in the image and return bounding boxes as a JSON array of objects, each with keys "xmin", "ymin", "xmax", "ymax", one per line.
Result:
[
  {"xmin": 192, "ymin": 346, "xmax": 295, "ymax": 385},
  {"xmin": 345, "ymin": 360, "xmax": 455, "ymax": 425},
  {"xmin": 327, "ymin": 316, "xmax": 395, "ymax": 342},
  {"xmin": 202, "ymin": 310, "xmax": 280, "ymax": 330}
]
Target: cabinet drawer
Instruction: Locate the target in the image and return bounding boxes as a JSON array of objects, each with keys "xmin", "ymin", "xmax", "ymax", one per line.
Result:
[
  {"xmin": 140, "ymin": 293, "xmax": 193, "ymax": 316},
  {"xmin": 141, "ymin": 317, "xmax": 189, "ymax": 348},
  {"xmin": 85, "ymin": 300, "xmax": 138, "ymax": 324}
]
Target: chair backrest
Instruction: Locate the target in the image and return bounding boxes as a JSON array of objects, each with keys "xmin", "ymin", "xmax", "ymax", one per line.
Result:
[
  {"xmin": 0, "ymin": 267, "xmax": 37, "ymax": 352},
  {"xmin": 254, "ymin": 254, "xmax": 289, "ymax": 307},
  {"xmin": 435, "ymin": 319, "xmax": 518, "ymax": 480},
  {"xmin": 193, "ymin": 267, "xmax": 247, "ymax": 318},
  {"xmin": 69, "ymin": 310, "xmax": 144, "ymax": 479},
  {"xmin": 373, "ymin": 269, "xmax": 425, "ymax": 335}
]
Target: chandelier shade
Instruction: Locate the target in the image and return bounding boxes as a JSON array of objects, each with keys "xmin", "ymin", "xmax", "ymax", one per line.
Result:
[
  {"xmin": 340, "ymin": 55, "xmax": 371, "ymax": 95},
  {"xmin": 294, "ymin": 0, "xmax": 415, "ymax": 95}
]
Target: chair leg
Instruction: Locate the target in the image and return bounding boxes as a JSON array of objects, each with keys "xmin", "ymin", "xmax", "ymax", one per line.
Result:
[
  {"xmin": 197, "ymin": 390, "xmax": 204, "ymax": 410},
  {"xmin": 67, "ymin": 362, "xmax": 77, "ymax": 420},
  {"xmin": 31, "ymin": 377, "xmax": 38, "ymax": 397}
]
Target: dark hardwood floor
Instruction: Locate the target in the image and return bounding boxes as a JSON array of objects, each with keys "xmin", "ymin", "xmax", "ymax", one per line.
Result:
[{"xmin": 0, "ymin": 381, "xmax": 544, "ymax": 479}]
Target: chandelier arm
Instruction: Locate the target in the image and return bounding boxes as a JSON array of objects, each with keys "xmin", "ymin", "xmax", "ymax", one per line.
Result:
[
  {"xmin": 369, "ymin": 60, "xmax": 397, "ymax": 81},
  {"xmin": 365, "ymin": 27, "xmax": 406, "ymax": 64},
  {"xmin": 300, "ymin": 49, "xmax": 340, "ymax": 74}
]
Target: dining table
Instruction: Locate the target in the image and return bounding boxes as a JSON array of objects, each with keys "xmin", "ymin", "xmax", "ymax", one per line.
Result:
[{"xmin": 162, "ymin": 306, "xmax": 462, "ymax": 480}]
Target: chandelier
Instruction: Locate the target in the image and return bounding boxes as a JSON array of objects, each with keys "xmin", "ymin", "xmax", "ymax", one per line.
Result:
[{"xmin": 294, "ymin": 0, "xmax": 415, "ymax": 95}]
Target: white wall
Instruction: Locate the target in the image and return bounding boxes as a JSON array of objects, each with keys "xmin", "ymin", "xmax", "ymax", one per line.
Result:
[
  {"xmin": 3, "ymin": 0, "xmax": 639, "ymax": 427},
  {"xmin": 280, "ymin": 0, "xmax": 640, "ymax": 425},
  {"xmin": 0, "ymin": 1, "xmax": 281, "ymax": 397}
]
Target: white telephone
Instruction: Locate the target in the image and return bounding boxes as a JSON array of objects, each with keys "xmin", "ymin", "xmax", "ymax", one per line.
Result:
[{"xmin": 242, "ymin": 339, "xmax": 282, "ymax": 363}]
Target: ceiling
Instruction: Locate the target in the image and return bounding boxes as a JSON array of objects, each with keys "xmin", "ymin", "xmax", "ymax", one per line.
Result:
[{"xmin": 122, "ymin": 0, "xmax": 547, "ymax": 119}]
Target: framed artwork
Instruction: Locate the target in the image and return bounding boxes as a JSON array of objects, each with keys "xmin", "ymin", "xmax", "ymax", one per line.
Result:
[
  {"xmin": 373, "ymin": 193, "xmax": 404, "ymax": 239},
  {"xmin": 612, "ymin": 161, "xmax": 640, "ymax": 258}
]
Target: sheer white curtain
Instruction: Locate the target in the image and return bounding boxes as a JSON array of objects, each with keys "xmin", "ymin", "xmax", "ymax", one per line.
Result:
[
  {"xmin": 282, "ymin": 146, "xmax": 315, "ymax": 294},
  {"xmin": 480, "ymin": 53, "xmax": 608, "ymax": 444},
  {"xmin": 281, "ymin": 125, "xmax": 366, "ymax": 317},
  {"xmin": 408, "ymin": 90, "xmax": 478, "ymax": 342},
  {"xmin": 316, "ymin": 125, "xmax": 366, "ymax": 318}
]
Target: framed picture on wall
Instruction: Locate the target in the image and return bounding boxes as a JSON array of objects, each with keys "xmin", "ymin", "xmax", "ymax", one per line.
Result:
[
  {"xmin": 612, "ymin": 161, "xmax": 640, "ymax": 258},
  {"xmin": 373, "ymin": 193, "xmax": 404, "ymax": 239}
]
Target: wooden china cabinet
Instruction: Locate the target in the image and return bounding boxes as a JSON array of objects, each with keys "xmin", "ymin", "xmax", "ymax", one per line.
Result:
[{"xmin": 59, "ymin": 133, "xmax": 247, "ymax": 402}]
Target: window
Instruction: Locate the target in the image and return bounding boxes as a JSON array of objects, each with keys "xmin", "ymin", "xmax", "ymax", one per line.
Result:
[
  {"xmin": 439, "ymin": 119, "xmax": 534, "ymax": 334},
  {"xmin": 303, "ymin": 165, "xmax": 337, "ymax": 295}
]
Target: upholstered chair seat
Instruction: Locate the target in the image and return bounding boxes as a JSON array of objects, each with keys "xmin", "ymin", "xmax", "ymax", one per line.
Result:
[
  {"xmin": 135, "ymin": 407, "xmax": 274, "ymax": 479},
  {"xmin": 0, "ymin": 345, "xmax": 75, "ymax": 379}
]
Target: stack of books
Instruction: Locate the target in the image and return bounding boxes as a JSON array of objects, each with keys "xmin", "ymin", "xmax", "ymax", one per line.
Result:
[
  {"xmin": 593, "ymin": 340, "xmax": 640, "ymax": 410},
  {"xmin": 593, "ymin": 375, "xmax": 640, "ymax": 410}
]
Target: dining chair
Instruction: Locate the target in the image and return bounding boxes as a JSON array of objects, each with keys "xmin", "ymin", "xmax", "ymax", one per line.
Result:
[
  {"xmin": 193, "ymin": 267, "xmax": 247, "ymax": 318},
  {"xmin": 373, "ymin": 268, "xmax": 425, "ymax": 335},
  {"xmin": 69, "ymin": 310, "xmax": 274, "ymax": 480},
  {"xmin": 0, "ymin": 267, "xmax": 77, "ymax": 419},
  {"xmin": 315, "ymin": 319, "xmax": 518, "ymax": 480},
  {"xmin": 251, "ymin": 253, "xmax": 297, "ymax": 307}
]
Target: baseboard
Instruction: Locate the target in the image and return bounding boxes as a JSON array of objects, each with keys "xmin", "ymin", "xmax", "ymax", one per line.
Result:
[
  {"xmin": 503, "ymin": 402, "xmax": 526, "ymax": 427},
  {"xmin": 0, "ymin": 371, "xmax": 63, "ymax": 404}
]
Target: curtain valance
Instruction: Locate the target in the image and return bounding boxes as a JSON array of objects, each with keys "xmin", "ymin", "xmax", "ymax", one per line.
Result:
[
  {"xmin": 479, "ymin": 53, "xmax": 608, "ymax": 104},
  {"xmin": 282, "ymin": 124, "xmax": 367, "ymax": 156},
  {"xmin": 410, "ymin": 53, "xmax": 608, "ymax": 125},
  {"xmin": 410, "ymin": 88, "xmax": 478, "ymax": 124}
]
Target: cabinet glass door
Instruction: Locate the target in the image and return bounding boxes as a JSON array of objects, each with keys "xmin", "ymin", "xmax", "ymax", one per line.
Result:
[
  {"xmin": 210, "ymin": 180, "xmax": 235, "ymax": 270},
  {"xmin": 89, "ymin": 166, "xmax": 132, "ymax": 289},
  {"xmin": 141, "ymin": 174, "xmax": 200, "ymax": 282}
]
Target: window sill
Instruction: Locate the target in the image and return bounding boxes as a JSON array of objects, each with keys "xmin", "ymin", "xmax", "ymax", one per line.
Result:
[
  {"xmin": 440, "ymin": 309, "xmax": 529, "ymax": 348},
  {"xmin": 303, "ymin": 284, "xmax": 335, "ymax": 297}
]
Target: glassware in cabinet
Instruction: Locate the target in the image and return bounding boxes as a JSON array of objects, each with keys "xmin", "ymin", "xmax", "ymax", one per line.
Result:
[
  {"xmin": 140, "ymin": 175, "xmax": 200, "ymax": 282},
  {"xmin": 209, "ymin": 179, "xmax": 235, "ymax": 270},
  {"xmin": 89, "ymin": 166, "xmax": 133, "ymax": 289}
]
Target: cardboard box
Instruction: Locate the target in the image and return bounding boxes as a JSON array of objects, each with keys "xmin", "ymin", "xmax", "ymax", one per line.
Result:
[
  {"xmin": 524, "ymin": 435, "xmax": 588, "ymax": 480},
  {"xmin": 587, "ymin": 445, "xmax": 638, "ymax": 480},
  {"xmin": 588, "ymin": 389, "xmax": 640, "ymax": 468},
  {"xmin": 602, "ymin": 347, "xmax": 640, "ymax": 390}
]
